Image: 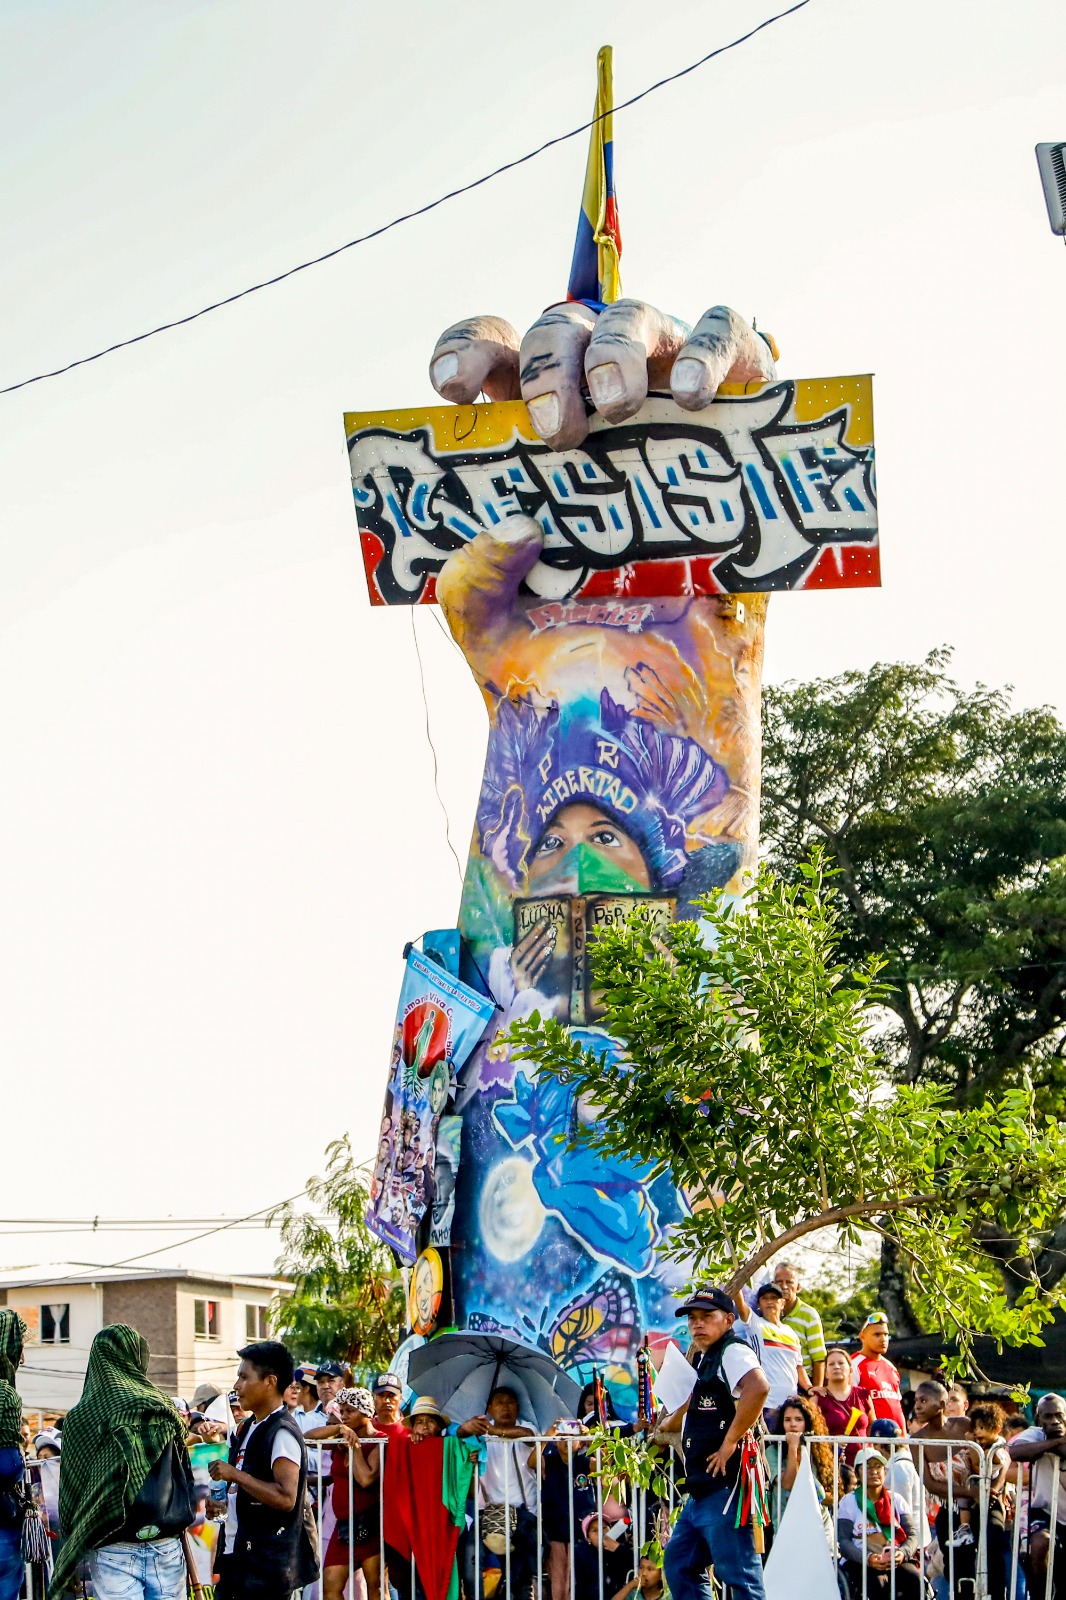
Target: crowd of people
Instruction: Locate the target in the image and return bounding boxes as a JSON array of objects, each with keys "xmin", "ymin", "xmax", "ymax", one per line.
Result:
[
  {"xmin": 0, "ymin": 1264, "xmax": 1062, "ymax": 1600},
  {"xmin": 668, "ymin": 1270, "xmax": 1065, "ymax": 1600}
]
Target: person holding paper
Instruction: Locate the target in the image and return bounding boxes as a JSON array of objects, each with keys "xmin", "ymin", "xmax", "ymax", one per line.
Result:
[
  {"xmin": 655, "ymin": 1341, "xmax": 701, "ymax": 1416},
  {"xmin": 661, "ymin": 1286, "xmax": 770, "ymax": 1600}
]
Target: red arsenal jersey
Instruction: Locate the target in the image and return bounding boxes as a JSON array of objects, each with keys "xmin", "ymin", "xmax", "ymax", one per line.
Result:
[{"xmin": 853, "ymin": 1354, "xmax": 906, "ymax": 1430}]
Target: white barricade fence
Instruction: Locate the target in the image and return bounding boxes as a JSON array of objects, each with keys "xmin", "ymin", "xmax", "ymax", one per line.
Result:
[{"xmin": 300, "ymin": 1430, "xmax": 1058, "ymax": 1600}]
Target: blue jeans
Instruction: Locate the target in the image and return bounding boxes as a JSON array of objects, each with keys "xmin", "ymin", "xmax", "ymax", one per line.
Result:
[
  {"xmin": 0, "ymin": 1525, "xmax": 21, "ymax": 1600},
  {"xmin": 87, "ymin": 1537, "xmax": 187, "ymax": 1599},
  {"xmin": 664, "ymin": 1490, "xmax": 766, "ymax": 1600}
]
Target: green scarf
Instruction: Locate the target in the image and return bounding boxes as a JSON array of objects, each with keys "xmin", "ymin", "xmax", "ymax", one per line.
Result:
[
  {"xmin": 859, "ymin": 1487, "xmax": 905, "ymax": 1546},
  {"xmin": 50, "ymin": 1324, "xmax": 190, "ymax": 1594},
  {"xmin": 0, "ymin": 1310, "xmax": 25, "ymax": 1449},
  {"xmin": 442, "ymin": 1436, "xmax": 482, "ymax": 1600}
]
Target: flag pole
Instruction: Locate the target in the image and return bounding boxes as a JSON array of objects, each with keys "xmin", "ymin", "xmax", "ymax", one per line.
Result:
[{"xmin": 566, "ymin": 46, "xmax": 622, "ymax": 310}]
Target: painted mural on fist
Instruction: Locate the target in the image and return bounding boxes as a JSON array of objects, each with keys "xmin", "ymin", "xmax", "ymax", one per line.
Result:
[{"xmin": 435, "ymin": 497, "xmax": 766, "ymax": 1404}]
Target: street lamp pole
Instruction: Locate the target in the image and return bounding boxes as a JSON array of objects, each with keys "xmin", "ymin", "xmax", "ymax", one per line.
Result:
[{"xmin": 1036, "ymin": 143, "xmax": 1066, "ymax": 238}]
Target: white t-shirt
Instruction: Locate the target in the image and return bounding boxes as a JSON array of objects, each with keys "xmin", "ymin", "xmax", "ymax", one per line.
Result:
[
  {"xmin": 225, "ymin": 1407, "xmax": 303, "ymax": 1542},
  {"xmin": 1014, "ymin": 1428, "xmax": 1066, "ymax": 1525},
  {"xmin": 479, "ymin": 1422, "xmax": 539, "ymax": 1512},
  {"xmin": 746, "ymin": 1313, "xmax": 803, "ymax": 1409},
  {"xmin": 717, "ymin": 1340, "xmax": 763, "ymax": 1397}
]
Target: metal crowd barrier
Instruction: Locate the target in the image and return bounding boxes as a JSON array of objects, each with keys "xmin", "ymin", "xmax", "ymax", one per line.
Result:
[{"xmin": 300, "ymin": 1430, "xmax": 1060, "ymax": 1600}]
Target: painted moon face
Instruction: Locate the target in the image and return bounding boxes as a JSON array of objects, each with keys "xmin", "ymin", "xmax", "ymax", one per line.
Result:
[{"xmin": 478, "ymin": 1156, "xmax": 546, "ymax": 1263}]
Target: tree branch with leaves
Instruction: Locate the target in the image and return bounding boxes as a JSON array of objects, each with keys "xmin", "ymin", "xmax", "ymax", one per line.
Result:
[
  {"xmin": 269, "ymin": 1136, "xmax": 405, "ymax": 1371},
  {"xmin": 509, "ymin": 858, "xmax": 1066, "ymax": 1376}
]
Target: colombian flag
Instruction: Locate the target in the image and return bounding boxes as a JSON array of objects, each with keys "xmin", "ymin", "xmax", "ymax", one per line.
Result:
[{"xmin": 567, "ymin": 46, "xmax": 622, "ymax": 310}]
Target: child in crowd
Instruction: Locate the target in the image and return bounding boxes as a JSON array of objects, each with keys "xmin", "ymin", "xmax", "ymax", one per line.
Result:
[
  {"xmin": 955, "ymin": 1402, "xmax": 1010, "ymax": 1540},
  {"xmin": 575, "ymin": 1508, "xmax": 633, "ymax": 1600},
  {"xmin": 938, "ymin": 1401, "xmax": 1012, "ymax": 1600},
  {"xmin": 611, "ymin": 1554, "xmax": 666, "ymax": 1600}
]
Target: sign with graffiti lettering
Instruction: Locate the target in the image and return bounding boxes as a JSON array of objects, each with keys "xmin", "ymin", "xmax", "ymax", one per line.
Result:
[
  {"xmin": 346, "ymin": 378, "xmax": 877, "ymax": 605},
  {"xmin": 367, "ymin": 946, "xmax": 496, "ymax": 1265}
]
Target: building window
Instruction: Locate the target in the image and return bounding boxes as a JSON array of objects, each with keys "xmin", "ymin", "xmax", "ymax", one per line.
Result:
[
  {"xmin": 245, "ymin": 1304, "xmax": 269, "ymax": 1340},
  {"xmin": 194, "ymin": 1299, "xmax": 220, "ymax": 1340},
  {"xmin": 40, "ymin": 1305, "xmax": 70, "ymax": 1344}
]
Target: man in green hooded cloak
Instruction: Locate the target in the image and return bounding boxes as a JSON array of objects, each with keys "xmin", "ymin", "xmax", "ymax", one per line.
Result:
[
  {"xmin": 0, "ymin": 1310, "xmax": 26, "ymax": 1600},
  {"xmin": 51, "ymin": 1323, "xmax": 192, "ymax": 1598}
]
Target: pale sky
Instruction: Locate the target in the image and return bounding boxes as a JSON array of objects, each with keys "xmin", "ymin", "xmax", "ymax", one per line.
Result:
[{"xmin": 1, "ymin": 0, "xmax": 1064, "ymax": 1281}]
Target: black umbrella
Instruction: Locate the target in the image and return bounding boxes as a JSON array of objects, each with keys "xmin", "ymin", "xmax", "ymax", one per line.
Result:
[{"xmin": 406, "ymin": 1331, "xmax": 582, "ymax": 1430}]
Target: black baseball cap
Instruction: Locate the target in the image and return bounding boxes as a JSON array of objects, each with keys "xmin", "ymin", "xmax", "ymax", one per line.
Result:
[
  {"xmin": 316, "ymin": 1360, "xmax": 346, "ymax": 1378},
  {"xmin": 675, "ymin": 1286, "xmax": 735, "ymax": 1316},
  {"xmin": 371, "ymin": 1371, "xmax": 403, "ymax": 1395},
  {"xmin": 755, "ymin": 1283, "xmax": 785, "ymax": 1301}
]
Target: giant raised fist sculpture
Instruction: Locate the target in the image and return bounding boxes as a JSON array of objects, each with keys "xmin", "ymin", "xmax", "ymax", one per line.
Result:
[{"xmin": 351, "ymin": 294, "xmax": 877, "ymax": 1398}]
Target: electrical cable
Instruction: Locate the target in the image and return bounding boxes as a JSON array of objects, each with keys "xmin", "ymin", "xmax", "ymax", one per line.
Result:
[
  {"xmin": 0, "ymin": 1227, "xmax": 293, "ymax": 1237},
  {"xmin": 409, "ymin": 608, "xmax": 465, "ymax": 887},
  {"xmin": 0, "ymin": 1217, "xmax": 325, "ymax": 1227},
  {"xmin": 428, "ymin": 606, "xmax": 468, "ymax": 666},
  {"xmin": 0, "ymin": 0, "xmax": 813, "ymax": 398},
  {"xmin": 104, "ymin": 1190, "xmax": 307, "ymax": 1268}
]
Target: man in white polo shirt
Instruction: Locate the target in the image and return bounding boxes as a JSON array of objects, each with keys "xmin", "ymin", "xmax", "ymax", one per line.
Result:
[{"xmin": 662, "ymin": 1285, "xmax": 770, "ymax": 1600}]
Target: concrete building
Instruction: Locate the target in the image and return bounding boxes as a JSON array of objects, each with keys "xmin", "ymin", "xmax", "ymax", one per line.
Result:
[{"xmin": 0, "ymin": 1263, "xmax": 290, "ymax": 1427}]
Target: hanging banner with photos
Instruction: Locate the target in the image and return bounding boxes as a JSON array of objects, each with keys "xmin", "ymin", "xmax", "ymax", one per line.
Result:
[{"xmin": 366, "ymin": 944, "xmax": 496, "ymax": 1264}]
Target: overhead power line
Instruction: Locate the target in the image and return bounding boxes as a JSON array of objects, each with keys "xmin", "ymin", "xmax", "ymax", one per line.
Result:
[
  {"xmin": 0, "ymin": 1217, "xmax": 322, "ymax": 1229},
  {"xmin": 0, "ymin": 1228, "xmax": 295, "ymax": 1238},
  {"xmin": 105, "ymin": 1190, "xmax": 307, "ymax": 1269},
  {"xmin": 0, "ymin": 0, "xmax": 812, "ymax": 398}
]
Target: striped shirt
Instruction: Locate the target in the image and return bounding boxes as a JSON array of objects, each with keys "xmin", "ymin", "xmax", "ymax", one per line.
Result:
[{"xmin": 783, "ymin": 1297, "xmax": 827, "ymax": 1370}]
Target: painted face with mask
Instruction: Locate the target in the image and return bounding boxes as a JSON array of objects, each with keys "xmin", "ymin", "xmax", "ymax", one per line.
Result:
[{"xmin": 529, "ymin": 802, "xmax": 652, "ymax": 890}]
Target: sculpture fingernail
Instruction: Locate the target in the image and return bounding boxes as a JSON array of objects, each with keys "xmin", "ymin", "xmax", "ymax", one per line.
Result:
[
  {"xmin": 491, "ymin": 515, "xmax": 540, "ymax": 546},
  {"xmin": 588, "ymin": 362, "xmax": 625, "ymax": 406},
  {"xmin": 672, "ymin": 358, "xmax": 707, "ymax": 397},
  {"xmin": 527, "ymin": 393, "xmax": 561, "ymax": 438},
  {"xmin": 432, "ymin": 352, "xmax": 460, "ymax": 388}
]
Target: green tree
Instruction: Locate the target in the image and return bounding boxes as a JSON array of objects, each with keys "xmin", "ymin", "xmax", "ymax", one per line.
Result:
[
  {"xmin": 761, "ymin": 650, "xmax": 1066, "ymax": 1110},
  {"xmin": 269, "ymin": 1136, "xmax": 405, "ymax": 1371},
  {"xmin": 799, "ymin": 1256, "xmax": 884, "ymax": 1341},
  {"xmin": 761, "ymin": 651, "xmax": 1066, "ymax": 1316},
  {"xmin": 509, "ymin": 859, "xmax": 1066, "ymax": 1377}
]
